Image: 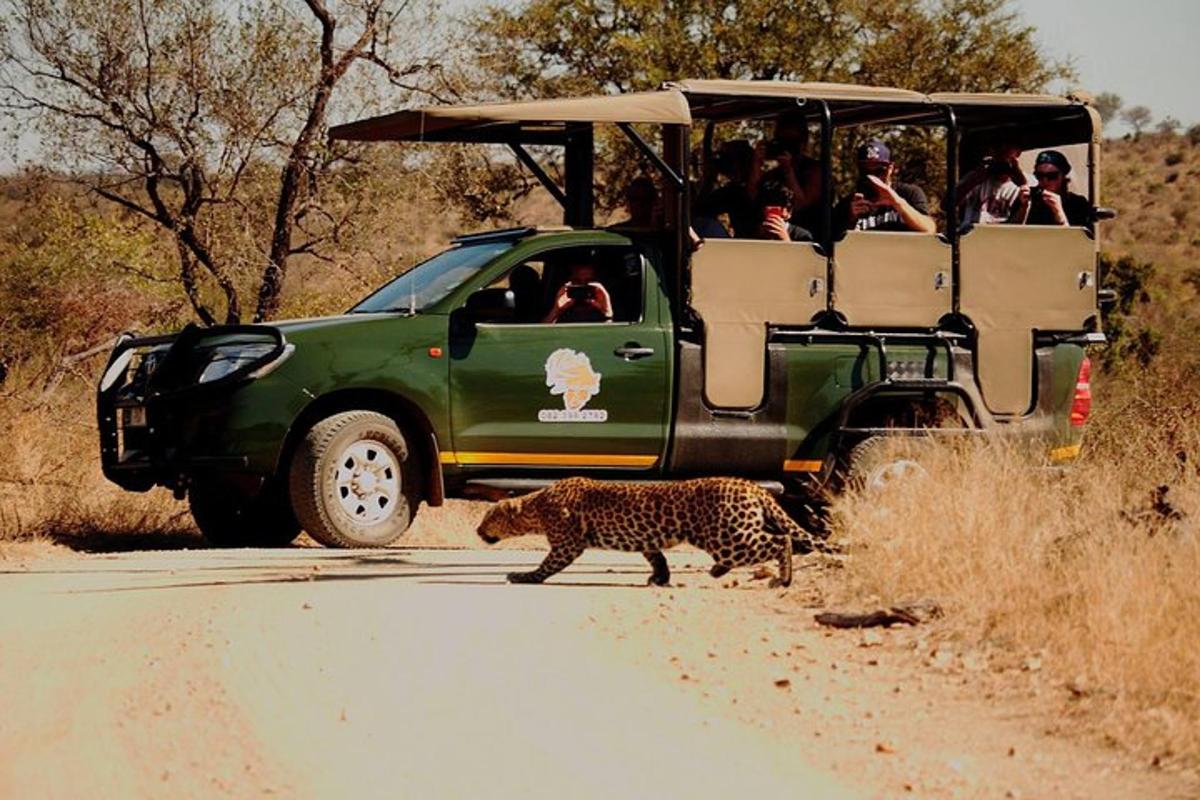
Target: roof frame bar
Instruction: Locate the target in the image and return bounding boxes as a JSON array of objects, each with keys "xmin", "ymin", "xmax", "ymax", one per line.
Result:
[
  {"xmin": 509, "ymin": 143, "xmax": 567, "ymax": 210},
  {"xmin": 618, "ymin": 122, "xmax": 685, "ymax": 190}
]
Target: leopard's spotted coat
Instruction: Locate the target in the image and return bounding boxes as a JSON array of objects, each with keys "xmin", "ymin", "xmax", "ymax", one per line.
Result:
[{"xmin": 476, "ymin": 477, "xmax": 825, "ymax": 586}]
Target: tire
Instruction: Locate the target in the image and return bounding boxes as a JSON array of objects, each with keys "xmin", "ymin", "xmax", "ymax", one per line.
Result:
[
  {"xmin": 288, "ymin": 411, "xmax": 421, "ymax": 548},
  {"xmin": 844, "ymin": 436, "xmax": 932, "ymax": 493},
  {"xmin": 189, "ymin": 478, "xmax": 302, "ymax": 547}
]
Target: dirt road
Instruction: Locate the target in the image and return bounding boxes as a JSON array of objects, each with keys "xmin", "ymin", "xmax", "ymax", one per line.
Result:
[{"xmin": 0, "ymin": 547, "xmax": 1194, "ymax": 799}]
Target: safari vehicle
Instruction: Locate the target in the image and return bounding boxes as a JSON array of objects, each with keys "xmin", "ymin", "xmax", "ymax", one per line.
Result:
[{"xmin": 97, "ymin": 81, "xmax": 1108, "ymax": 547}]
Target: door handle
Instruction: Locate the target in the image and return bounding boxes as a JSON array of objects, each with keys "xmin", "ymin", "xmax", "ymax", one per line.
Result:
[{"xmin": 614, "ymin": 342, "xmax": 655, "ymax": 360}]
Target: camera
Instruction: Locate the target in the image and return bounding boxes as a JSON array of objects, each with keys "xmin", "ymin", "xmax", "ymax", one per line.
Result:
[
  {"xmin": 567, "ymin": 284, "xmax": 593, "ymax": 302},
  {"xmin": 765, "ymin": 139, "xmax": 790, "ymax": 159},
  {"xmin": 1030, "ymin": 186, "xmax": 1044, "ymax": 201}
]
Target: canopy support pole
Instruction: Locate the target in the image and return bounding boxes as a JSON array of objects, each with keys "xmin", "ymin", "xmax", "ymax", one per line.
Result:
[
  {"xmin": 563, "ymin": 125, "xmax": 594, "ymax": 227},
  {"xmin": 618, "ymin": 123, "xmax": 686, "ymax": 190},
  {"xmin": 509, "ymin": 144, "xmax": 567, "ymax": 210},
  {"xmin": 942, "ymin": 105, "xmax": 961, "ymax": 312}
]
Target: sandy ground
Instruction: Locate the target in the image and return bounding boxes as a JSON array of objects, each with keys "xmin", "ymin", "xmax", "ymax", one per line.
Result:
[{"xmin": 0, "ymin": 544, "xmax": 1196, "ymax": 799}]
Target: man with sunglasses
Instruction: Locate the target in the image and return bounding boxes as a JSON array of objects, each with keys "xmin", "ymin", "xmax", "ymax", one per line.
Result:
[
  {"xmin": 835, "ymin": 140, "xmax": 936, "ymax": 235},
  {"xmin": 1014, "ymin": 150, "xmax": 1090, "ymax": 227}
]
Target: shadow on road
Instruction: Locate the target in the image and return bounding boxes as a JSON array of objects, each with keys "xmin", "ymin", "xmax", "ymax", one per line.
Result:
[{"xmin": 47, "ymin": 529, "xmax": 212, "ymax": 553}]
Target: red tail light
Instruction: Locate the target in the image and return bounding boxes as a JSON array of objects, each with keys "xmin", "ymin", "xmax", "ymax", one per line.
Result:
[{"xmin": 1070, "ymin": 357, "xmax": 1092, "ymax": 427}]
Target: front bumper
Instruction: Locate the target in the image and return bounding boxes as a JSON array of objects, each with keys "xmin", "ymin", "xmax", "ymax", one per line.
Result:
[{"xmin": 97, "ymin": 325, "xmax": 296, "ymax": 493}]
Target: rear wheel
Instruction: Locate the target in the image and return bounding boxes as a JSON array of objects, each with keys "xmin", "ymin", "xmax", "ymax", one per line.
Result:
[
  {"xmin": 844, "ymin": 436, "xmax": 932, "ymax": 493},
  {"xmin": 288, "ymin": 411, "xmax": 421, "ymax": 548},
  {"xmin": 189, "ymin": 479, "xmax": 301, "ymax": 547}
]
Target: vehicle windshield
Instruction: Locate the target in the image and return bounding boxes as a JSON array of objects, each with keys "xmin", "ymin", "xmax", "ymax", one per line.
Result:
[{"xmin": 349, "ymin": 240, "xmax": 514, "ymax": 314}]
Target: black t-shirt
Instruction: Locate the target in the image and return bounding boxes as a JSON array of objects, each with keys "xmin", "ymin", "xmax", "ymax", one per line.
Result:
[
  {"xmin": 697, "ymin": 183, "xmax": 758, "ymax": 238},
  {"xmin": 1026, "ymin": 191, "xmax": 1090, "ymax": 226},
  {"xmin": 835, "ymin": 181, "xmax": 930, "ymax": 233}
]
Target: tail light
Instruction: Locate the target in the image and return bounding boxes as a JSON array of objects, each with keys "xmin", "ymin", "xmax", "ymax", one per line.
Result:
[{"xmin": 1070, "ymin": 357, "xmax": 1092, "ymax": 427}]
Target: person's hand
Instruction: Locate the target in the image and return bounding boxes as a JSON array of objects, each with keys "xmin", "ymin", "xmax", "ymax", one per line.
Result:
[
  {"xmin": 1041, "ymin": 190, "xmax": 1067, "ymax": 224},
  {"xmin": 776, "ymin": 151, "xmax": 793, "ymax": 173},
  {"xmin": 849, "ymin": 192, "xmax": 872, "ymax": 219},
  {"xmin": 753, "ymin": 141, "xmax": 768, "ymax": 168},
  {"xmin": 552, "ymin": 285, "xmax": 573, "ymax": 311},
  {"xmin": 584, "ymin": 282, "xmax": 614, "ymax": 319},
  {"xmin": 866, "ymin": 175, "xmax": 899, "ymax": 207},
  {"xmin": 761, "ymin": 215, "xmax": 790, "ymax": 241},
  {"xmin": 1004, "ymin": 156, "xmax": 1026, "ymax": 185},
  {"xmin": 1018, "ymin": 184, "xmax": 1032, "ymax": 202}
]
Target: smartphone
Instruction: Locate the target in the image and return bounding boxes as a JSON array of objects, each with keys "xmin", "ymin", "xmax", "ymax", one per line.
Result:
[
  {"xmin": 763, "ymin": 205, "xmax": 787, "ymax": 222},
  {"xmin": 567, "ymin": 284, "xmax": 593, "ymax": 302}
]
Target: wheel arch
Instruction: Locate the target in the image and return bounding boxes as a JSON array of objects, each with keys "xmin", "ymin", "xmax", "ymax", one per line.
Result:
[{"xmin": 275, "ymin": 387, "xmax": 444, "ymax": 507}]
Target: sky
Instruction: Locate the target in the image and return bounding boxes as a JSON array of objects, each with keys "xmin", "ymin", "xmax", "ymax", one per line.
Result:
[{"xmin": 1011, "ymin": 0, "xmax": 1199, "ymax": 132}]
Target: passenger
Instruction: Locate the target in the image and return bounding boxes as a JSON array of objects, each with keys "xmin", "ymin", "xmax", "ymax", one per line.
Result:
[
  {"xmin": 695, "ymin": 139, "xmax": 757, "ymax": 238},
  {"xmin": 1013, "ymin": 150, "xmax": 1090, "ymax": 226},
  {"xmin": 956, "ymin": 139, "xmax": 1028, "ymax": 227},
  {"xmin": 749, "ymin": 111, "xmax": 821, "ymax": 232},
  {"xmin": 543, "ymin": 263, "xmax": 614, "ymax": 324},
  {"xmin": 509, "ymin": 264, "xmax": 543, "ymax": 323},
  {"xmin": 834, "ymin": 140, "xmax": 936, "ymax": 235},
  {"xmin": 755, "ymin": 180, "xmax": 813, "ymax": 242},
  {"xmin": 612, "ymin": 176, "xmax": 658, "ymax": 229}
]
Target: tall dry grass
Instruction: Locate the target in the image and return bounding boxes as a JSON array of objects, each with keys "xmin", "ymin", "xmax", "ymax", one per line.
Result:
[
  {"xmin": 0, "ymin": 373, "xmax": 195, "ymax": 548},
  {"xmin": 828, "ymin": 369, "xmax": 1200, "ymax": 765}
]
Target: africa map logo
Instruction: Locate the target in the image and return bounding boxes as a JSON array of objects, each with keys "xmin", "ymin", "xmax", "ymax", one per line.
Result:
[{"xmin": 538, "ymin": 348, "xmax": 607, "ymax": 422}]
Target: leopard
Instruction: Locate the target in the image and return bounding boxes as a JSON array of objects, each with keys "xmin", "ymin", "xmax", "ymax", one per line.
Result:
[{"xmin": 476, "ymin": 476, "xmax": 828, "ymax": 587}]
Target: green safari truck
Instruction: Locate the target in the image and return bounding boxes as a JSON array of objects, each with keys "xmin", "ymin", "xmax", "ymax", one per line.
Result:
[{"xmin": 97, "ymin": 81, "xmax": 1107, "ymax": 547}]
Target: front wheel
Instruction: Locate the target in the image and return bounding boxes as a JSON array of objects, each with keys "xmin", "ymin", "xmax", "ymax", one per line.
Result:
[{"xmin": 288, "ymin": 411, "xmax": 421, "ymax": 548}]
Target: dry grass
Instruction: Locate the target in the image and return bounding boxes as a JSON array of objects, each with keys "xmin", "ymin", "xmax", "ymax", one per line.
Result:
[
  {"xmin": 0, "ymin": 378, "xmax": 195, "ymax": 550},
  {"xmin": 826, "ymin": 376, "xmax": 1200, "ymax": 766}
]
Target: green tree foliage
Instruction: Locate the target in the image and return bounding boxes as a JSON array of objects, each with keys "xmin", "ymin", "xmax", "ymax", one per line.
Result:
[
  {"xmin": 1100, "ymin": 252, "xmax": 1160, "ymax": 370},
  {"xmin": 1156, "ymin": 117, "xmax": 1182, "ymax": 135},
  {"xmin": 465, "ymin": 0, "xmax": 1071, "ymax": 213},
  {"xmin": 1092, "ymin": 92, "xmax": 1123, "ymax": 126},
  {"xmin": 470, "ymin": 0, "xmax": 1068, "ymax": 97},
  {"xmin": 0, "ymin": 0, "xmax": 444, "ymax": 324},
  {"xmin": 1121, "ymin": 105, "xmax": 1153, "ymax": 137}
]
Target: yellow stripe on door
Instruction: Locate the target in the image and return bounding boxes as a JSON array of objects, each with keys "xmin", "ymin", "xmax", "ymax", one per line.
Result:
[{"xmin": 439, "ymin": 451, "xmax": 658, "ymax": 468}]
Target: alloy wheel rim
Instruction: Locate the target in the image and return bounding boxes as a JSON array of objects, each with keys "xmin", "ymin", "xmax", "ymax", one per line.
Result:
[
  {"xmin": 332, "ymin": 439, "xmax": 402, "ymax": 528},
  {"xmin": 866, "ymin": 458, "xmax": 926, "ymax": 492}
]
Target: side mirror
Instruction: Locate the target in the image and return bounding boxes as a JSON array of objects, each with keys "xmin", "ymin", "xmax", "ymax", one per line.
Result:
[
  {"xmin": 1092, "ymin": 207, "xmax": 1118, "ymax": 222},
  {"xmin": 1097, "ymin": 288, "xmax": 1118, "ymax": 311},
  {"xmin": 463, "ymin": 287, "xmax": 516, "ymax": 323}
]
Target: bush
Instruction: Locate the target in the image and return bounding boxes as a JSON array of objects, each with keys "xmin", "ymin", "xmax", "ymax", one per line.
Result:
[
  {"xmin": 1188, "ymin": 124, "xmax": 1200, "ymax": 147},
  {"xmin": 1099, "ymin": 252, "xmax": 1160, "ymax": 370},
  {"xmin": 1165, "ymin": 151, "xmax": 1185, "ymax": 166}
]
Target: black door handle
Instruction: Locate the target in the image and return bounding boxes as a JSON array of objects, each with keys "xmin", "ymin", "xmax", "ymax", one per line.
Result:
[{"xmin": 614, "ymin": 342, "xmax": 655, "ymax": 360}]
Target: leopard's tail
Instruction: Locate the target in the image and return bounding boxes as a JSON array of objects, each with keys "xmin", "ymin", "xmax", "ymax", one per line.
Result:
[{"xmin": 761, "ymin": 491, "xmax": 834, "ymax": 554}]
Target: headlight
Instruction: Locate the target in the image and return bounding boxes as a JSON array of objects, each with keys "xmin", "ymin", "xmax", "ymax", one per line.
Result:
[{"xmin": 197, "ymin": 343, "xmax": 282, "ymax": 384}]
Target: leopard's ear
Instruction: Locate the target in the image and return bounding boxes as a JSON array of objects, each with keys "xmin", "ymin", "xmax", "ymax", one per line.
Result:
[{"xmin": 558, "ymin": 506, "xmax": 571, "ymax": 520}]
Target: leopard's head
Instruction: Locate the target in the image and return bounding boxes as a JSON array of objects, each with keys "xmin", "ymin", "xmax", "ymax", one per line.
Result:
[{"xmin": 477, "ymin": 493, "xmax": 540, "ymax": 544}]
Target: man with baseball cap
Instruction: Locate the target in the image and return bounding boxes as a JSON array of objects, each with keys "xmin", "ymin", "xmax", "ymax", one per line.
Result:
[
  {"xmin": 1013, "ymin": 150, "xmax": 1091, "ymax": 226},
  {"xmin": 834, "ymin": 139, "xmax": 936, "ymax": 235}
]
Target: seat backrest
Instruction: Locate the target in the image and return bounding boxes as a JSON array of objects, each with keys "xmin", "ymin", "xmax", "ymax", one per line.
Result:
[
  {"xmin": 958, "ymin": 225, "xmax": 1096, "ymax": 414},
  {"xmin": 690, "ymin": 239, "xmax": 827, "ymax": 408},
  {"xmin": 832, "ymin": 231, "xmax": 952, "ymax": 327}
]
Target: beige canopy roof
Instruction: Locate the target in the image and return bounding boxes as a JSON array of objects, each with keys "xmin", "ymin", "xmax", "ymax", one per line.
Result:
[
  {"xmin": 329, "ymin": 90, "xmax": 692, "ymax": 143},
  {"xmin": 329, "ymin": 80, "xmax": 1093, "ymax": 144},
  {"xmin": 666, "ymin": 79, "xmax": 930, "ymax": 105}
]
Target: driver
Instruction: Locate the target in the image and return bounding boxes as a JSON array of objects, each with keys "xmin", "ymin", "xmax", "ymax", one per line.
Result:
[{"xmin": 542, "ymin": 263, "xmax": 614, "ymax": 324}]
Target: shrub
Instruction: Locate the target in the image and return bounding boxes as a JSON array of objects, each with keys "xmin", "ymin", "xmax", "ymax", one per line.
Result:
[
  {"xmin": 1099, "ymin": 252, "xmax": 1160, "ymax": 371},
  {"xmin": 1165, "ymin": 151, "xmax": 1185, "ymax": 166},
  {"xmin": 1188, "ymin": 124, "xmax": 1200, "ymax": 147}
]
